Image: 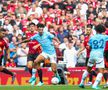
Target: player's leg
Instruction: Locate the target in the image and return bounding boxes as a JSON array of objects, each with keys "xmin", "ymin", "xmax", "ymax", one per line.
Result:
[
  {"xmin": 27, "ymin": 54, "xmax": 37, "ymax": 75},
  {"xmin": 50, "ymin": 54, "xmax": 61, "ymax": 83},
  {"xmin": 36, "ymin": 63, "xmax": 44, "ymax": 86},
  {"xmin": 79, "ymin": 66, "xmax": 92, "ymax": 88},
  {"xmin": 79, "ymin": 58, "xmax": 94, "ymax": 88},
  {"xmin": 27, "ymin": 60, "xmax": 36, "ymax": 84},
  {"xmin": 33, "ymin": 54, "xmax": 45, "ymax": 86},
  {"xmin": 27, "ymin": 61, "xmax": 33, "ymax": 75},
  {"xmin": 103, "ymin": 69, "xmax": 108, "ymax": 88},
  {"xmin": 86, "ymin": 70, "xmax": 97, "ymax": 86},
  {"xmin": 85, "ymin": 57, "xmax": 93, "ymax": 85},
  {"xmin": 92, "ymin": 68, "xmax": 104, "ymax": 89},
  {"xmin": 92, "ymin": 58, "xmax": 104, "ymax": 89},
  {"xmin": 0, "ymin": 57, "xmax": 15, "ymax": 83},
  {"xmin": 0, "ymin": 66, "xmax": 15, "ymax": 83},
  {"xmin": 103, "ymin": 50, "xmax": 108, "ymax": 88},
  {"xmin": 27, "ymin": 54, "xmax": 36, "ymax": 84}
]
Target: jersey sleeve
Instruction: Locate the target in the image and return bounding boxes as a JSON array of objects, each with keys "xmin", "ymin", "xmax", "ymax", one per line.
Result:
[
  {"xmin": 105, "ymin": 35, "xmax": 108, "ymax": 41},
  {"xmin": 47, "ymin": 32, "xmax": 54, "ymax": 39},
  {"xmin": 3, "ymin": 39, "xmax": 9, "ymax": 49},
  {"xmin": 30, "ymin": 34, "xmax": 38, "ymax": 40}
]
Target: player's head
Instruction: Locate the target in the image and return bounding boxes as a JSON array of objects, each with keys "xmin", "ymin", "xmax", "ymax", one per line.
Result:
[
  {"xmin": 86, "ymin": 24, "xmax": 92, "ymax": 35},
  {"xmin": 0, "ymin": 28, "xmax": 6, "ymax": 38},
  {"xmin": 95, "ymin": 24, "xmax": 106, "ymax": 34},
  {"xmin": 29, "ymin": 22, "xmax": 36, "ymax": 32},
  {"xmin": 37, "ymin": 23, "xmax": 45, "ymax": 36}
]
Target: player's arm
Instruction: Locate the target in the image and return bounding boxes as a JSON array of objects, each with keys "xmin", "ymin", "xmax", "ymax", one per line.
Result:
[
  {"xmin": 33, "ymin": 44, "xmax": 41, "ymax": 50},
  {"xmin": 53, "ymin": 37, "xmax": 61, "ymax": 45},
  {"xmin": 16, "ymin": 38, "xmax": 31, "ymax": 46},
  {"xmin": 47, "ymin": 32, "xmax": 61, "ymax": 45}
]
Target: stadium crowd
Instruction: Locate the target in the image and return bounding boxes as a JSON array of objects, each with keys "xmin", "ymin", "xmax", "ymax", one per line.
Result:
[{"xmin": 0, "ymin": 0, "xmax": 108, "ymax": 68}]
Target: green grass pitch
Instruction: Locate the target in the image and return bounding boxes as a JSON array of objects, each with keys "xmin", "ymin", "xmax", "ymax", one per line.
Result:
[{"xmin": 0, "ymin": 85, "xmax": 106, "ymax": 90}]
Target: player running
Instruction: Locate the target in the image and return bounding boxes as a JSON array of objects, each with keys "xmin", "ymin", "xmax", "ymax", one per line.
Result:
[
  {"xmin": 17, "ymin": 23, "xmax": 61, "ymax": 86},
  {"xmin": 25, "ymin": 23, "xmax": 43, "ymax": 86},
  {"xmin": 79, "ymin": 24, "xmax": 108, "ymax": 89},
  {"xmin": 103, "ymin": 21, "xmax": 108, "ymax": 88},
  {"xmin": 77, "ymin": 24, "xmax": 97, "ymax": 86},
  {"xmin": 0, "ymin": 28, "xmax": 15, "ymax": 84}
]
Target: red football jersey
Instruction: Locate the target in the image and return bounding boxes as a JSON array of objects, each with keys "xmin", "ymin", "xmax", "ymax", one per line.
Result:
[
  {"xmin": 0, "ymin": 38, "xmax": 9, "ymax": 57},
  {"xmin": 83, "ymin": 36, "xmax": 91, "ymax": 58},
  {"xmin": 26, "ymin": 32, "xmax": 42, "ymax": 54},
  {"xmin": 105, "ymin": 30, "xmax": 108, "ymax": 51}
]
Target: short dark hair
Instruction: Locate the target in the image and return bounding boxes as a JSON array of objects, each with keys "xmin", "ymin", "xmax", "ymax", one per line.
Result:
[
  {"xmin": 95, "ymin": 24, "xmax": 106, "ymax": 33},
  {"xmin": 37, "ymin": 23, "xmax": 45, "ymax": 28},
  {"xmin": 104, "ymin": 21, "xmax": 108, "ymax": 28},
  {"xmin": 87, "ymin": 24, "xmax": 92, "ymax": 28},
  {"xmin": 29, "ymin": 22, "xmax": 35, "ymax": 26}
]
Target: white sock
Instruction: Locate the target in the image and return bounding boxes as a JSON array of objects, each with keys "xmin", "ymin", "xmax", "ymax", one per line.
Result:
[
  {"xmin": 32, "ymin": 68, "xmax": 37, "ymax": 78},
  {"xmin": 92, "ymin": 73, "xmax": 103, "ymax": 87},
  {"xmin": 80, "ymin": 70, "xmax": 89, "ymax": 84}
]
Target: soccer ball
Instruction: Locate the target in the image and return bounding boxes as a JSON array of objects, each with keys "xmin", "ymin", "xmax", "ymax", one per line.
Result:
[{"xmin": 51, "ymin": 77, "xmax": 59, "ymax": 85}]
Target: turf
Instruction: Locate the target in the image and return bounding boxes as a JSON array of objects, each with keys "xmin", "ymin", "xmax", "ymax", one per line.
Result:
[{"xmin": 0, "ymin": 85, "xmax": 106, "ymax": 90}]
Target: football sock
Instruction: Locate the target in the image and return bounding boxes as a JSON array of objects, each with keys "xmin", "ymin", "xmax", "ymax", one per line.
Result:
[
  {"xmin": 80, "ymin": 70, "xmax": 89, "ymax": 84},
  {"xmin": 28, "ymin": 68, "xmax": 32, "ymax": 75},
  {"xmin": 103, "ymin": 73, "xmax": 108, "ymax": 82},
  {"xmin": 32, "ymin": 68, "xmax": 37, "ymax": 78},
  {"xmin": 37, "ymin": 69, "xmax": 43, "ymax": 83},
  {"xmin": 89, "ymin": 70, "xmax": 97, "ymax": 82},
  {"xmin": 92, "ymin": 73, "xmax": 103, "ymax": 87}
]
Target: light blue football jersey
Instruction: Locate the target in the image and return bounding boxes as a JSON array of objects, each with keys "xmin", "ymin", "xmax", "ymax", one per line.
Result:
[
  {"xmin": 89, "ymin": 34, "xmax": 108, "ymax": 59},
  {"xmin": 30, "ymin": 31, "xmax": 56, "ymax": 55}
]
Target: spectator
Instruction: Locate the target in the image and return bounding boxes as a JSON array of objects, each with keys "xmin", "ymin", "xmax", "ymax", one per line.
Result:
[
  {"xmin": 9, "ymin": 36, "xmax": 18, "ymax": 65},
  {"xmin": 63, "ymin": 41, "xmax": 77, "ymax": 68},
  {"xmin": 0, "ymin": 13, "xmax": 4, "ymax": 26},
  {"xmin": 13, "ymin": 25, "xmax": 23, "ymax": 37},
  {"xmin": 57, "ymin": 26, "xmax": 69, "ymax": 43},
  {"xmin": 1, "ymin": 2, "xmax": 8, "ymax": 16},
  {"xmin": 17, "ymin": 43, "xmax": 29, "ymax": 67},
  {"xmin": 59, "ymin": 37, "xmax": 69, "ymax": 52},
  {"xmin": 76, "ymin": 42, "xmax": 86, "ymax": 67},
  {"xmin": 15, "ymin": 2, "xmax": 27, "ymax": 17},
  {"xmin": 4, "ymin": 19, "xmax": 14, "ymax": 34}
]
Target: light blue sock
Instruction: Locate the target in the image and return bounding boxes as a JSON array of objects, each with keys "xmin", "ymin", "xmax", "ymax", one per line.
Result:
[
  {"xmin": 92, "ymin": 73, "xmax": 103, "ymax": 87},
  {"xmin": 32, "ymin": 68, "xmax": 37, "ymax": 78},
  {"xmin": 80, "ymin": 70, "xmax": 89, "ymax": 84}
]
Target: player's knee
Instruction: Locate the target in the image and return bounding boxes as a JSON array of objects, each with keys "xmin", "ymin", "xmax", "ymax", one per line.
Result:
[
  {"xmin": 34, "ymin": 63, "xmax": 40, "ymax": 69},
  {"xmin": 27, "ymin": 64, "xmax": 32, "ymax": 69},
  {"xmin": 34, "ymin": 60, "xmax": 38, "ymax": 64}
]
